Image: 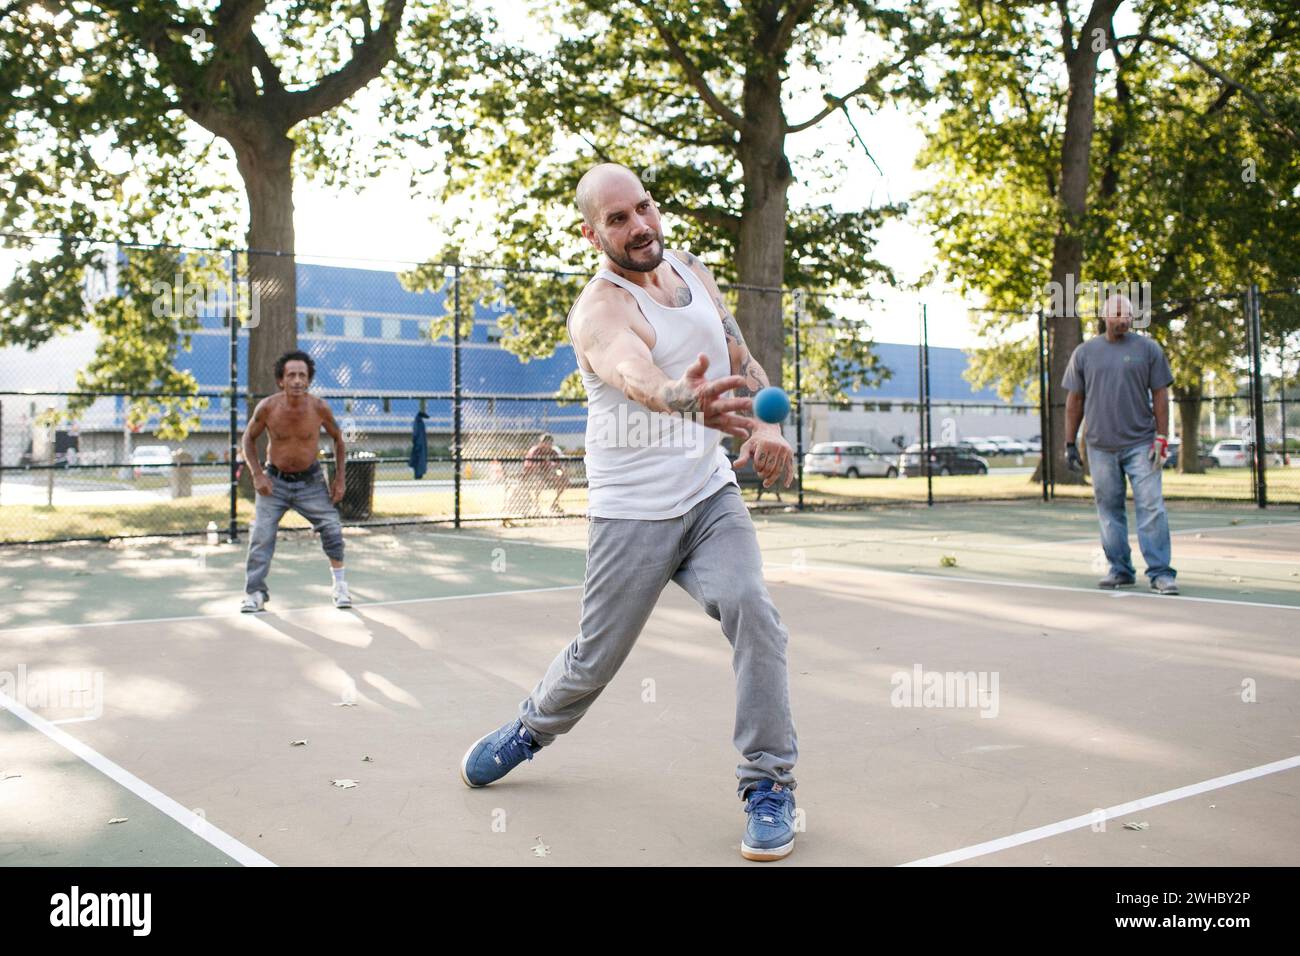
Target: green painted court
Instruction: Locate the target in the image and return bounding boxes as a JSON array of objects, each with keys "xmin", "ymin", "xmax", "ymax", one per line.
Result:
[{"xmin": 2, "ymin": 500, "xmax": 1298, "ymax": 866}]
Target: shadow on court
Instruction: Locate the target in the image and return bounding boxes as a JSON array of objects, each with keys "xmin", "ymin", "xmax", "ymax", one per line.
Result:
[{"xmin": 2, "ymin": 501, "xmax": 1297, "ymax": 865}]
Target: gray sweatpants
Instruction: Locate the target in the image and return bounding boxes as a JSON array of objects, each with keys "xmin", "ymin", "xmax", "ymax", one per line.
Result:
[
  {"xmin": 244, "ymin": 469, "xmax": 344, "ymax": 598},
  {"xmin": 519, "ymin": 484, "xmax": 798, "ymax": 798}
]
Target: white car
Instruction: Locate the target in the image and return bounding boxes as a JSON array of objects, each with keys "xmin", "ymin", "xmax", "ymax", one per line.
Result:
[
  {"xmin": 803, "ymin": 442, "xmax": 898, "ymax": 478},
  {"xmin": 131, "ymin": 445, "xmax": 173, "ymax": 477},
  {"xmin": 987, "ymin": 435, "xmax": 1028, "ymax": 455},
  {"xmin": 964, "ymin": 437, "xmax": 1000, "ymax": 456},
  {"xmin": 1025, "ymin": 435, "xmax": 1043, "ymax": 453},
  {"xmin": 1209, "ymin": 440, "xmax": 1283, "ymax": 468}
]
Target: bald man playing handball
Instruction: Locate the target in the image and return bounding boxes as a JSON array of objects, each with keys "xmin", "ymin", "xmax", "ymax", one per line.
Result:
[{"xmin": 459, "ymin": 163, "xmax": 800, "ymax": 861}]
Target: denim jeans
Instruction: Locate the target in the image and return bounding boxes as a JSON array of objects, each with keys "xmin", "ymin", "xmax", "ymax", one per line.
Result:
[
  {"xmin": 244, "ymin": 469, "xmax": 344, "ymax": 598},
  {"xmin": 518, "ymin": 484, "xmax": 798, "ymax": 798},
  {"xmin": 1087, "ymin": 443, "xmax": 1175, "ymax": 582}
]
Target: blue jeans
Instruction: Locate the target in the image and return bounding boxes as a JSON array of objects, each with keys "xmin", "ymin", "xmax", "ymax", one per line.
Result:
[
  {"xmin": 244, "ymin": 469, "xmax": 344, "ymax": 598},
  {"xmin": 1087, "ymin": 444, "xmax": 1175, "ymax": 582}
]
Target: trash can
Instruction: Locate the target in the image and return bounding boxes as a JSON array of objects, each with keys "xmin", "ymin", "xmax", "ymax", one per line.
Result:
[{"xmin": 330, "ymin": 452, "xmax": 377, "ymax": 520}]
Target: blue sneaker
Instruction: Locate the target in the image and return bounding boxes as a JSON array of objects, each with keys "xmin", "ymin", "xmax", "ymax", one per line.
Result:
[
  {"xmin": 460, "ymin": 718, "xmax": 541, "ymax": 788},
  {"xmin": 741, "ymin": 780, "xmax": 796, "ymax": 861}
]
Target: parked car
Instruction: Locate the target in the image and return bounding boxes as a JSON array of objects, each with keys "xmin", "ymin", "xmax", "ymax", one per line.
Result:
[
  {"xmin": 1210, "ymin": 440, "xmax": 1248, "ymax": 467},
  {"xmin": 986, "ymin": 435, "xmax": 1028, "ymax": 455},
  {"xmin": 1164, "ymin": 439, "xmax": 1217, "ymax": 471},
  {"xmin": 1209, "ymin": 440, "xmax": 1283, "ymax": 468},
  {"xmin": 964, "ymin": 437, "xmax": 1000, "ymax": 455},
  {"xmin": 803, "ymin": 441, "xmax": 898, "ymax": 478},
  {"xmin": 1025, "ymin": 435, "xmax": 1042, "ymax": 453},
  {"xmin": 131, "ymin": 445, "xmax": 173, "ymax": 477},
  {"xmin": 900, "ymin": 444, "xmax": 990, "ymax": 477}
]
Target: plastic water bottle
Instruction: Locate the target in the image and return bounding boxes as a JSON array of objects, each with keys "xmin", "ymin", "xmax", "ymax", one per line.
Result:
[{"xmin": 207, "ymin": 521, "xmax": 219, "ymax": 546}]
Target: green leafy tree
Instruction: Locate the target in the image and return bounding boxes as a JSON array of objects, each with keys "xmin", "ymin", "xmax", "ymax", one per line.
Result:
[
  {"xmin": 1, "ymin": 0, "xmax": 421, "ymax": 421},
  {"xmin": 399, "ymin": 0, "xmax": 953, "ymax": 396},
  {"xmin": 918, "ymin": 0, "xmax": 1299, "ymax": 477}
]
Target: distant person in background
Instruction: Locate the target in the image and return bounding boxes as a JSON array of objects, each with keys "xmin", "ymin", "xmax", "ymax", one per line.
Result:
[
  {"xmin": 240, "ymin": 350, "xmax": 352, "ymax": 612},
  {"xmin": 521, "ymin": 433, "xmax": 568, "ymax": 515},
  {"xmin": 1063, "ymin": 294, "xmax": 1178, "ymax": 595}
]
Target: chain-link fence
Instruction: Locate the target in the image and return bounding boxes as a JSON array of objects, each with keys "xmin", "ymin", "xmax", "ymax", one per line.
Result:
[
  {"xmin": 0, "ymin": 389, "xmax": 235, "ymax": 541},
  {"xmin": 3, "ymin": 232, "xmax": 1296, "ymax": 544},
  {"xmin": 781, "ymin": 292, "xmax": 1044, "ymax": 510}
]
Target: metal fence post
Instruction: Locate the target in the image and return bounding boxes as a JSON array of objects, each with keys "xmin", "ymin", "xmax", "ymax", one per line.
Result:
[
  {"xmin": 1281, "ymin": 332, "xmax": 1289, "ymax": 467},
  {"xmin": 1247, "ymin": 283, "xmax": 1267, "ymax": 508},
  {"xmin": 1037, "ymin": 309, "xmax": 1051, "ymax": 501},
  {"xmin": 453, "ymin": 264, "xmax": 463, "ymax": 529},
  {"xmin": 228, "ymin": 249, "xmax": 240, "ymax": 543},
  {"xmin": 793, "ymin": 289, "xmax": 804, "ymax": 512},
  {"xmin": 920, "ymin": 303, "xmax": 933, "ymax": 505},
  {"xmin": 1046, "ymin": 321, "xmax": 1057, "ymax": 500}
]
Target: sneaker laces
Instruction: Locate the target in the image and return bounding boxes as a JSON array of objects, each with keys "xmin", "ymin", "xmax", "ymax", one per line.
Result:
[
  {"xmin": 492, "ymin": 724, "xmax": 537, "ymax": 764},
  {"xmin": 746, "ymin": 788, "xmax": 790, "ymax": 823}
]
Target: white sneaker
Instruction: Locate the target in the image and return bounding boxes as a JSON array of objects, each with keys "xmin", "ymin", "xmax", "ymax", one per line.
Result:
[
  {"xmin": 241, "ymin": 591, "xmax": 267, "ymax": 613},
  {"xmin": 333, "ymin": 582, "xmax": 353, "ymax": 609}
]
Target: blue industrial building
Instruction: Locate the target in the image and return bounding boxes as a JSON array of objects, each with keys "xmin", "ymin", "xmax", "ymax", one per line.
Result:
[
  {"xmin": 176, "ymin": 262, "xmax": 1023, "ymax": 432},
  {"xmin": 0, "ymin": 260, "xmax": 1030, "ymax": 464}
]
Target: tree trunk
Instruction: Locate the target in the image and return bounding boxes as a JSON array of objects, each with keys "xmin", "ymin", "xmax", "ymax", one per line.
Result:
[
  {"xmin": 237, "ymin": 134, "xmax": 298, "ymax": 400},
  {"xmin": 1045, "ymin": 7, "xmax": 1117, "ymax": 484},
  {"xmin": 1176, "ymin": 377, "xmax": 1204, "ymax": 474},
  {"xmin": 734, "ymin": 71, "xmax": 792, "ymax": 391},
  {"xmin": 234, "ymin": 133, "xmax": 298, "ymax": 499}
]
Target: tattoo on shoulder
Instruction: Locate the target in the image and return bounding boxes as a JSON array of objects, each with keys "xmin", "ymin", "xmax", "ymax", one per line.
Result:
[{"xmin": 717, "ymin": 296, "xmax": 746, "ymax": 345}]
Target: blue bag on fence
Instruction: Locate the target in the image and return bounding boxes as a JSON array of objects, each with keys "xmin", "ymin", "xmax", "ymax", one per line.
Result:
[{"xmin": 410, "ymin": 411, "xmax": 430, "ymax": 479}]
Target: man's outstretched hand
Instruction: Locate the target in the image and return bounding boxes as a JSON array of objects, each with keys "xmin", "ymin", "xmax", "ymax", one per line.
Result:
[{"xmin": 664, "ymin": 353, "xmax": 753, "ymax": 440}]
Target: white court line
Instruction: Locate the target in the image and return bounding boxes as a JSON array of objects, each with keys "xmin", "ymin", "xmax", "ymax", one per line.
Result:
[
  {"xmin": 765, "ymin": 561, "xmax": 1300, "ymax": 611},
  {"xmin": 899, "ymin": 754, "xmax": 1300, "ymax": 867},
  {"xmin": 1005, "ymin": 518, "xmax": 1300, "ymax": 549},
  {"xmin": 0, "ymin": 583, "xmax": 584, "ymax": 635},
  {"xmin": 415, "ymin": 529, "xmax": 584, "ymax": 551},
  {"xmin": 0, "ymin": 689, "xmax": 275, "ymax": 867},
  {"xmin": 781, "ymin": 533, "xmax": 1300, "ymax": 567},
  {"xmin": 371, "ymin": 517, "xmax": 1300, "ymax": 552}
]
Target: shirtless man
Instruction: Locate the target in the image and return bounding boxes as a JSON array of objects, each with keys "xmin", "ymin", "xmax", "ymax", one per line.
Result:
[
  {"xmin": 520, "ymin": 433, "xmax": 568, "ymax": 515},
  {"xmin": 240, "ymin": 350, "xmax": 351, "ymax": 612}
]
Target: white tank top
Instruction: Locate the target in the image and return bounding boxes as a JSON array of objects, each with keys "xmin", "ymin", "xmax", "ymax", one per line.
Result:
[{"xmin": 572, "ymin": 251, "xmax": 738, "ymax": 519}]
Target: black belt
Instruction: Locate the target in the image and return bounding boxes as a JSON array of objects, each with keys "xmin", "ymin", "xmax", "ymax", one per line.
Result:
[{"xmin": 267, "ymin": 463, "xmax": 321, "ymax": 482}]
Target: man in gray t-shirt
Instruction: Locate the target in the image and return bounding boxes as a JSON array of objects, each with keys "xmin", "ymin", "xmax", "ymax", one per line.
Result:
[{"xmin": 1062, "ymin": 294, "xmax": 1178, "ymax": 594}]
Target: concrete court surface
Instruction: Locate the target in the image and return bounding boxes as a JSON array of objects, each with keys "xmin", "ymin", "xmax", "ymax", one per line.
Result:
[{"xmin": 1, "ymin": 501, "xmax": 1298, "ymax": 866}]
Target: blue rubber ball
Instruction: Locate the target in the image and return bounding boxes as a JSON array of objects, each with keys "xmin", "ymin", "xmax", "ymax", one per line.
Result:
[{"xmin": 753, "ymin": 386, "xmax": 791, "ymax": 424}]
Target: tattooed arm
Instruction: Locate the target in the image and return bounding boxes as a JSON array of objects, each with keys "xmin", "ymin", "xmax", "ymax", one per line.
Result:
[
  {"xmin": 677, "ymin": 250, "xmax": 771, "ymax": 400},
  {"xmin": 677, "ymin": 250, "xmax": 794, "ymax": 487},
  {"xmin": 571, "ymin": 282, "xmax": 753, "ymax": 437}
]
